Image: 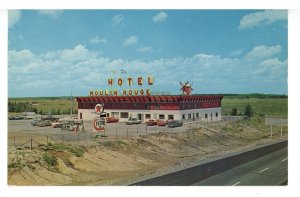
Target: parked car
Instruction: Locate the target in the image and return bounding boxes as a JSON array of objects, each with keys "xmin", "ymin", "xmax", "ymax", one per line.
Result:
[
  {"xmin": 106, "ymin": 117, "xmax": 119, "ymax": 123},
  {"xmin": 35, "ymin": 120, "xmax": 52, "ymax": 127},
  {"xmin": 31, "ymin": 119, "xmax": 42, "ymax": 126},
  {"xmin": 42, "ymin": 115, "xmax": 59, "ymax": 122},
  {"xmin": 9, "ymin": 115, "xmax": 24, "ymax": 120},
  {"xmin": 157, "ymin": 120, "xmax": 167, "ymax": 126},
  {"xmin": 168, "ymin": 120, "xmax": 183, "ymax": 128},
  {"xmin": 126, "ymin": 118, "xmax": 142, "ymax": 125},
  {"xmin": 146, "ymin": 119, "xmax": 157, "ymax": 126}
]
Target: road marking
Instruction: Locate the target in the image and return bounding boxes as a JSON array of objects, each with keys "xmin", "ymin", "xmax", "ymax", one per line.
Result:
[
  {"xmin": 259, "ymin": 168, "xmax": 269, "ymax": 173},
  {"xmin": 281, "ymin": 158, "xmax": 288, "ymax": 162},
  {"xmin": 232, "ymin": 182, "xmax": 240, "ymax": 186}
]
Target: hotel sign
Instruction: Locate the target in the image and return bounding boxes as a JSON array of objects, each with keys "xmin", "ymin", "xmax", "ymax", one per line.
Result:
[{"xmin": 89, "ymin": 76, "xmax": 154, "ymax": 96}]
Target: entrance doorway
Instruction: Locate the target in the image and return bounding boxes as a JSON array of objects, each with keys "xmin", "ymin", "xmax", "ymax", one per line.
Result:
[{"xmin": 138, "ymin": 113, "xmax": 143, "ymax": 121}]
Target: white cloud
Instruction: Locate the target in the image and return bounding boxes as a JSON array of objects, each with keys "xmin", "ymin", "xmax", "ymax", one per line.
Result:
[
  {"xmin": 254, "ymin": 58, "xmax": 287, "ymax": 77},
  {"xmin": 246, "ymin": 45, "xmax": 282, "ymax": 60},
  {"xmin": 153, "ymin": 11, "xmax": 168, "ymax": 22},
  {"xmin": 112, "ymin": 15, "xmax": 124, "ymax": 25},
  {"xmin": 37, "ymin": 10, "xmax": 63, "ymax": 18},
  {"xmin": 229, "ymin": 49, "xmax": 243, "ymax": 57},
  {"xmin": 8, "ymin": 44, "xmax": 287, "ymax": 97},
  {"xmin": 8, "ymin": 10, "xmax": 21, "ymax": 28},
  {"xmin": 138, "ymin": 46, "xmax": 152, "ymax": 53},
  {"xmin": 123, "ymin": 36, "xmax": 139, "ymax": 46},
  {"xmin": 239, "ymin": 10, "xmax": 287, "ymax": 29},
  {"xmin": 90, "ymin": 36, "xmax": 107, "ymax": 44}
]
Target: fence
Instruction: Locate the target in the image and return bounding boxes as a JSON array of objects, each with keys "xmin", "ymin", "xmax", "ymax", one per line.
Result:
[
  {"xmin": 265, "ymin": 116, "xmax": 288, "ymax": 137},
  {"xmin": 8, "ymin": 136, "xmax": 49, "ymax": 149}
]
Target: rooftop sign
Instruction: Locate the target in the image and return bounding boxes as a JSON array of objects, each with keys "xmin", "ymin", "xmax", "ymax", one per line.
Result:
[{"xmin": 89, "ymin": 76, "xmax": 154, "ymax": 96}]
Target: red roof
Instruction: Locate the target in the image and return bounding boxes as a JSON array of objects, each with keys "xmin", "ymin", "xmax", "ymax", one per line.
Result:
[{"xmin": 76, "ymin": 95, "xmax": 223, "ymax": 103}]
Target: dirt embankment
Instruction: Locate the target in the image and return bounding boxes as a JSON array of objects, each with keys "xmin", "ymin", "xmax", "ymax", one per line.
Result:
[{"xmin": 8, "ymin": 120, "xmax": 287, "ymax": 186}]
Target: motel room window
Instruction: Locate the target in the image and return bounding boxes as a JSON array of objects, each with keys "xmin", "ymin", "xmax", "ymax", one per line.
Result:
[
  {"xmin": 145, "ymin": 104, "xmax": 150, "ymax": 109},
  {"xmin": 188, "ymin": 114, "xmax": 191, "ymax": 119},
  {"xmin": 196, "ymin": 113, "xmax": 199, "ymax": 118},
  {"xmin": 145, "ymin": 114, "xmax": 151, "ymax": 119},
  {"xmin": 168, "ymin": 115, "xmax": 174, "ymax": 120},
  {"xmin": 120, "ymin": 112, "xmax": 129, "ymax": 119},
  {"xmin": 182, "ymin": 114, "xmax": 185, "ymax": 119},
  {"xmin": 216, "ymin": 112, "xmax": 218, "ymax": 117},
  {"xmin": 155, "ymin": 104, "xmax": 160, "ymax": 109},
  {"xmin": 205, "ymin": 114, "xmax": 208, "ymax": 118},
  {"xmin": 112, "ymin": 112, "xmax": 119, "ymax": 118},
  {"xmin": 159, "ymin": 114, "xmax": 165, "ymax": 120}
]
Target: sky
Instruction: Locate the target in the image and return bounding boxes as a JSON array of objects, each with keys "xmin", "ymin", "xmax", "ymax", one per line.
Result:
[{"xmin": 8, "ymin": 10, "xmax": 288, "ymax": 97}]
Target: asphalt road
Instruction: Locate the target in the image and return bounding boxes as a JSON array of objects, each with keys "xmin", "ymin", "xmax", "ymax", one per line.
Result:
[
  {"xmin": 194, "ymin": 147, "xmax": 288, "ymax": 186},
  {"xmin": 130, "ymin": 141, "xmax": 287, "ymax": 186}
]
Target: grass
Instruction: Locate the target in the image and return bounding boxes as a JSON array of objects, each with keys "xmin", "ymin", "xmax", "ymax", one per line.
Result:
[
  {"xmin": 222, "ymin": 97, "xmax": 287, "ymax": 118},
  {"xmin": 8, "ymin": 97, "xmax": 77, "ymax": 115},
  {"xmin": 46, "ymin": 142, "xmax": 85, "ymax": 157},
  {"xmin": 8, "ymin": 95, "xmax": 288, "ymax": 117},
  {"xmin": 43, "ymin": 153, "xmax": 57, "ymax": 166}
]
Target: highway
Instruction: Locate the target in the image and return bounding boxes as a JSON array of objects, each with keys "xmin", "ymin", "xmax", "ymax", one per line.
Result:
[
  {"xmin": 130, "ymin": 141, "xmax": 287, "ymax": 186},
  {"xmin": 194, "ymin": 147, "xmax": 287, "ymax": 186}
]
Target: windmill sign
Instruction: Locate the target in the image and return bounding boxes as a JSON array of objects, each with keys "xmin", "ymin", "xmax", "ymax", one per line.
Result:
[{"xmin": 180, "ymin": 81, "xmax": 193, "ymax": 95}]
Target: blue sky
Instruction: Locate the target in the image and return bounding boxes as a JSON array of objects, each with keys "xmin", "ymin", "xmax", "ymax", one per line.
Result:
[{"xmin": 8, "ymin": 10, "xmax": 288, "ymax": 97}]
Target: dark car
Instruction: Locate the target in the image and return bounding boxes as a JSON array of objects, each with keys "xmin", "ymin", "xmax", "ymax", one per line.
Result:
[
  {"xmin": 42, "ymin": 115, "xmax": 59, "ymax": 122},
  {"xmin": 168, "ymin": 120, "xmax": 183, "ymax": 128}
]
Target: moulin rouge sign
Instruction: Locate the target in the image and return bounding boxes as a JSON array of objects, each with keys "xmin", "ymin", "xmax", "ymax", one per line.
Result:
[{"xmin": 89, "ymin": 76, "xmax": 154, "ymax": 96}]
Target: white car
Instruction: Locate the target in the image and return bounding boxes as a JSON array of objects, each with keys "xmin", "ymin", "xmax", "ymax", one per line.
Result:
[{"xmin": 126, "ymin": 118, "xmax": 142, "ymax": 125}]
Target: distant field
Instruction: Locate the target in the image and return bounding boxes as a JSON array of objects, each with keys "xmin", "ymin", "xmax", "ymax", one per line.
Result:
[
  {"xmin": 8, "ymin": 97, "xmax": 77, "ymax": 115},
  {"xmin": 222, "ymin": 97, "xmax": 288, "ymax": 117},
  {"xmin": 8, "ymin": 95, "xmax": 288, "ymax": 118}
]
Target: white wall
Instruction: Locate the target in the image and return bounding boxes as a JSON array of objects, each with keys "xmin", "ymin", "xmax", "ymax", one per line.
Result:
[
  {"xmin": 180, "ymin": 107, "xmax": 222, "ymax": 121},
  {"xmin": 78, "ymin": 107, "xmax": 222, "ymax": 122}
]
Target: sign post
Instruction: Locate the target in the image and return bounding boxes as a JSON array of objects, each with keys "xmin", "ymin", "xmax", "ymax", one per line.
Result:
[{"xmin": 93, "ymin": 104, "xmax": 106, "ymax": 133}]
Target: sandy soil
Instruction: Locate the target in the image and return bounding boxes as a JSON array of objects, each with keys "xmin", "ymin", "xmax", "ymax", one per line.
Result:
[{"xmin": 7, "ymin": 119, "xmax": 288, "ymax": 186}]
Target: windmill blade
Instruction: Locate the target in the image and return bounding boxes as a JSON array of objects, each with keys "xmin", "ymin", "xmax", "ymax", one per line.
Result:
[{"xmin": 180, "ymin": 82, "xmax": 184, "ymax": 86}]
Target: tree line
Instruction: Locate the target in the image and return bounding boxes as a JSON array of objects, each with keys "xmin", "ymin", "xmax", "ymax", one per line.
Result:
[{"xmin": 8, "ymin": 101, "xmax": 77, "ymax": 115}]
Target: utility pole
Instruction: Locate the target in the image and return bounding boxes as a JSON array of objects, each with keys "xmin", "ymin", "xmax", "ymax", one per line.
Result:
[
  {"xmin": 280, "ymin": 118, "xmax": 283, "ymax": 137},
  {"xmin": 70, "ymin": 91, "xmax": 73, "ymax": 119},
  {"xmin": 270, "ymin": 123, "xmax": 273, "ymax": 137}
]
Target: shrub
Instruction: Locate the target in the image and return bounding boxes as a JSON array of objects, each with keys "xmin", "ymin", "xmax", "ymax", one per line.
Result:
[
  {"xmin": 231, "ymin": 107, "xmax": 238, "ymax": 116},
  {"xmin": 43, "ymin": 154, "xmax": 57, "ymax": 166},
  {"xmin": 244, "ymin": 104, "xmax": 253, "ymax": 117}
]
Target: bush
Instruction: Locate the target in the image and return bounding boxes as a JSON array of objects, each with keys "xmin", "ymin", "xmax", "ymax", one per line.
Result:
[
  {"xmin": 231, "ymin": 107, "xmax": 238, "ymax": 116},
  {"xmin": 43, "ymin": 154, "xmax": 57, "ymax": 166},
  {"xmin": 244, "ymin": 104, "xmax": 253, "ymax": 117}
]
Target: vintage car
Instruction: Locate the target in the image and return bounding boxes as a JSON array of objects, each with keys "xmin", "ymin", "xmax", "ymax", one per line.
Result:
[
  {"xmin": 145, "ymin": 119, "xmax": 157, "ymax": 126},
  {"xmin": 42, "ymin": 115, "xmax": 59, "ymax": 122},
  {"xmin": 31, "ymin": 119, "xmax": 42, "ymax": 126},
  {"xmin": 35, "ymin": 120, "xmax": 52, "ymax": 127},
  {"xmin": 9, "ymin": 115, "xmax": 25, "ymax": 120},
  {"xmin": 126, "ymin": 118, "xmax": 142, "ymax": 125},
  {"xmin": 167, "ymin": 120, "xmax": 183, "ymax": 128},
  {"xmin": 106, "ymin": 117, "xmax": 119, "ymax": 123},
  {"xmin": 157, "ymin": 120, "xmax": 167, "ymax": 126}
]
